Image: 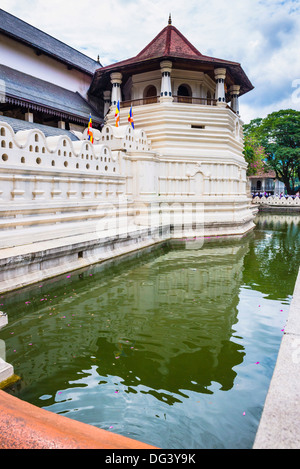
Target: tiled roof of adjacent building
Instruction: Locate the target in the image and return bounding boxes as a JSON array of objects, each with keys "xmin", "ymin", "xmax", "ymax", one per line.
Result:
[
  {"xmin": 249, "ymin": 169, "xmax": 276, "ymax": 178},
  {"xmin": 0, "ymin": 9, "xmax": 101, "ymax": 75},
  {"xmin": 0, "ymin": 115, "xmax": 80, "ymax": 141},
  {"xmin": 1, "ymin": 64, "xmax": 103, "ymax": 125}
]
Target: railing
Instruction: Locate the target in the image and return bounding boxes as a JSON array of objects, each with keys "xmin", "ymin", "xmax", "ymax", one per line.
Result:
[
  {"xmin": 120, "ymin": 96, "xmax": 217, "ymax": 108},
  {"xmin": 120, "ymin": 97, "xmax": 159, "ymax": 108},
  {"xmin": 173, "ymin": 96, "xmax": 217, "ymax": 106}
]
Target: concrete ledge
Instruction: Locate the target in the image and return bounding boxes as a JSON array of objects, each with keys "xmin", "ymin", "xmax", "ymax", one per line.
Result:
[
  {"xmin": 253, "ymin": 267, "xmax": 300, "ymax": 449},
  {"xmin": 0, "ymin": 389, "xmax": 157, "ymax": 449},
  {"xmin": 0, "ymin": 216, "xmax": 255, "ymax": 293},
  {"xmin": 0, "ymin": 226, "xmax": 167, "ymax": 293},
  {"xmin": 0, "ymin": 358, "xmax": 14, "ymax": 384}
]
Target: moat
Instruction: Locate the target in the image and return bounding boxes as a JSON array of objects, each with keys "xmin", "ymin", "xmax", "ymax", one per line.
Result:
[{"xmin": 1, "ymin": 213, "xmax": 299, "ymax": 449}]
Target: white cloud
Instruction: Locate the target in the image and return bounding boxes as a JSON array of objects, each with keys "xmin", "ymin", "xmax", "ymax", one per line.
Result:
[{"xmin": 1, "ymin": 0, "xmax": 299, "ymax": 123}]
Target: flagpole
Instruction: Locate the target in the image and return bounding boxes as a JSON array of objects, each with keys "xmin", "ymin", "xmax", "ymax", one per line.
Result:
[
  {"xmin": 115, "ymin": 100, "xmax": 120, "ymax": 127},
  {"xmin": 128, "ymin": 105, "xmax": 134, "ymax": 129},
  {"xmin": 87, "ymin": 114, "xmax": 94, "ymax": 143}
]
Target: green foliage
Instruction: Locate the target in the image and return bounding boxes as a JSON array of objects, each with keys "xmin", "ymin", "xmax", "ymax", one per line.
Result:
[
  {"xmin": 243, "ymin": 110, "xmax": 300, "ymax": 194},
  {"xmin": 243, "ymin": 134, "xmax": 266, "ymax": 176}
]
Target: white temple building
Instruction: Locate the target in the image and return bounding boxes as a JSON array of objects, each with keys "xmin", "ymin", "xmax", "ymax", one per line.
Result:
[{"xmin": 0, "ymin": 10, "xmax": 256, "ymax": 292}]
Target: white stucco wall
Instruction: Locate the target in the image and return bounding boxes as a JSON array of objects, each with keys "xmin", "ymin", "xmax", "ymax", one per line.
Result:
[
  {"xmin": 0, "ymin": 112, "xmax": 255, "ymax": 292},
  {"xmin": 0, "ymin": 34, "xmax": 92, "ymax": 96},
  {"xmin": 128, "ymin": 69, "xmax": 216, "ymax": 101}
]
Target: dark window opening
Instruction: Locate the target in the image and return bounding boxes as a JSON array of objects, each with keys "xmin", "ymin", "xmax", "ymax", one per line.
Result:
[{"xmin": 178, "ymin": 85, "xmax": 191, "ymax": 97}]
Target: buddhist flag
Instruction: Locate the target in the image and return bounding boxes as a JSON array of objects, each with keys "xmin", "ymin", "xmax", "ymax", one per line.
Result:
[
  {"xmin": 87, "ymin": 114, "xmax": 94, "ymax": 143},
  {"xmin": 128, "ymin": 105, "xmax": 134, "ymax": 129},
  {"xmin": 115, "ymin": 101, "xmax": 120, "ymax": 127}
]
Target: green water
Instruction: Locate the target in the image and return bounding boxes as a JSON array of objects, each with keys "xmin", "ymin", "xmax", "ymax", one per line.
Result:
[{"xmin": 1, "ymin": 213, "xmax": 299, "ymax": 449}]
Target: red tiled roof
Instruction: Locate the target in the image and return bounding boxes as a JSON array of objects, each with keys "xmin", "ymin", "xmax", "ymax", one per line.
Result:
[
  {"xmin": 249, "ymin": 169, "xmax": 276, "ymax": 178},
  {"xmin": 137, "ymin": 24, "xmax": 203, "ymax": 60},
  {"xmin": 89, "ymin": 21, "xmax": 254, "ymax": 98},
  {"xmin": 98, "ymin": 24, "xmax": 239, "ymax": 72}
]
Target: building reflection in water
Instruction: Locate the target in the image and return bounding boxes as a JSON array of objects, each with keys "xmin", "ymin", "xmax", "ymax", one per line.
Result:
[
  {"xmin": 2, "ymin": 213, "xmax": 299, "ymax": 448},
  {"xmin": 243, "ymin": 214, "xmax": 300, "ymax": 301},
  {"xmin": 93, "ymin": 243, "xmax": 249, "ymax": 400},
  {"xmin": 3, "ymin": 237, "xmax": 251, "ymax": 404}
]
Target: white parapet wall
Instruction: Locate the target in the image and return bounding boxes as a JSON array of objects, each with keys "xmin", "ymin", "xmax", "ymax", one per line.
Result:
[
  {"xmin": 0, "ymin": 311, "xmax": 14, "ymax": 386},
  {"xmin": 0, "ymin": 120, "xmax": 125, "ymax": 239},
  {"xmin": 253, "ymin": 196, "xmax": 300, "ymax": 208},
  {"xmin": 0, "ymin": 113, "xmax": 255, "ymax": 292}
]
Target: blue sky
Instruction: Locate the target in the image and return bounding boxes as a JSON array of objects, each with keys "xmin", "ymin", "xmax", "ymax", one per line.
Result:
[{"xmin": 1, "ymin": 0, "xmax": 299, "ymax": 123}]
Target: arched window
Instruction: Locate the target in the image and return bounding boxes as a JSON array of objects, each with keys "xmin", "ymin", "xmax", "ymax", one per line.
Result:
[
  {"xmin": 177, "ymin": 84, "xmax": 192, "ymax": 103},
  {"xmin": 178, "ymin": 84, "xmax": 191, "ymax": 96},
  {"xmin": 143, "ymin": 85, "xmax": 157, "ymax": 104}
]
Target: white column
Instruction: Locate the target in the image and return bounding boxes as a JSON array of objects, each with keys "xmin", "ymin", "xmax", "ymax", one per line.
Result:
[
  {"xmin": 230, "ymin": 85, "xmax": 240, "ymax": 114},
  {"xmin": 160, "ymin": 61, "xmax": 173, "ymax": 102},
  {"xmin": 214, "ymin": 68, "xmax": 227, "ymax": 106},
  {"xmin": 110, "ymin": 72, "xmax": 122, "ymax": 106},
  {"xmin": 103, "ymin": 90, "xmax": 111, "ymax": 116},
  {"xmin": 58, "ymin": 120, "xmax": 65, "ymax": 129},
  {"xmin": 25, "ymin": 112, "xmax": 34, "ymax": 122}
]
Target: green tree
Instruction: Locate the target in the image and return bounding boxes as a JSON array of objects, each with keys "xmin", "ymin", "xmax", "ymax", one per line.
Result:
[
  {"xmin": 243, "ymin": 133, "xmax": 266, "ymax": 176},
  {"xmin": 243, "ymin": 110, "xmax": 300, "ymax": 194}
]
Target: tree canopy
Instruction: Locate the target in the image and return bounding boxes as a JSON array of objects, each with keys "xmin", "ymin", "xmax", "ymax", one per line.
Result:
[
  {"xmin": 243, "ymin": 109, "xmax": 300, "ymax": 194},
  {"xmin": 243, "ymin": 131, "xmax": 266, "ymax": 176}
]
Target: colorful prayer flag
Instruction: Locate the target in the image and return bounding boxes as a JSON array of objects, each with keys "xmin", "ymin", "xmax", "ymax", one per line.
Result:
[
  {"xmin": 87, "ymin": 114, "xmax": 94, "ymax": 143},
  {"xmin": 115, "ymin": 101, "xmax": 120, "ymax": 127},
  {"xmin": 128, "ymin": 105, "xmax": 134, "ymax": 129}
]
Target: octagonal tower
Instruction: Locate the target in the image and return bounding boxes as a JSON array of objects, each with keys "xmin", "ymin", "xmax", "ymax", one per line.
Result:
[{"xmin": 88, "ymin": 16, "xmax": 256, "ymax": 237}]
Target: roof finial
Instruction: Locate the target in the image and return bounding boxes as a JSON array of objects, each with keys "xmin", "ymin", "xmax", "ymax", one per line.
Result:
[{"xmin": 168, "ymin": 13, "xmax": 172, "ymax": 25}]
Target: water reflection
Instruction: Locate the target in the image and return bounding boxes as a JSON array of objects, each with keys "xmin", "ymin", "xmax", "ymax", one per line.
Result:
[
  {"xmin": 243, "ymin": 214, "xmax": 300, "ymax": 300},
  {"xmin": 0, "ymin": 214, "xmax": 299, "ymax": 448},
  {"xmin": 2, "ymin": 241, "xmax": 249, "ymax": 401}
]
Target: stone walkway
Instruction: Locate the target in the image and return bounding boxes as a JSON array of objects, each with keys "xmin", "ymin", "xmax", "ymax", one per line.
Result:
[{"xmin": 253, "ymin": 267, "xmax": 300, "ymax": 449}]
